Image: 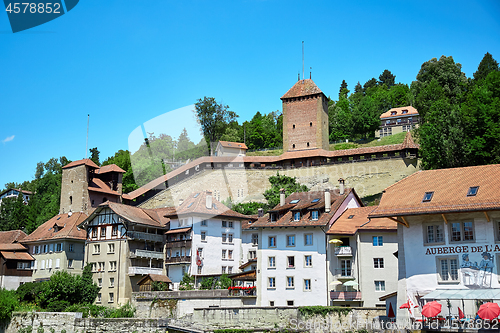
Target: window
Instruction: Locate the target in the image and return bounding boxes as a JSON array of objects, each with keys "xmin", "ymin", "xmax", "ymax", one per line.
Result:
[
  {"xmin": 268, "ymin": 277, "xmax": 276, "ymax": 288},
  {"xmin": 98, "ymin": 278, "xmax": 102, "ymax": 287},
  {"xmin": 467, "ymin": 186, "xmax": 479, "ymax": 196},
  {"xmin": 92, "ymin": 228, "xmax": 97, "ymax": 238},
  {"xmin": 375, "ymin": 281, "xmax": 385, "ymax": 291},
  {"xmin": 109, "ymin": 293, "xmax": 114, "ymax": 303},
  {"xmin": 450, "ymin": 221, "xmax": 474, "ymax": 242},
  {"xmin": 98, "ymin": 262, "xmax": 105, "ymax": 271},
  {"xmin": 56, "ymin": 243, "xmax": 62, "ymax": 252},
  {"xmin": 252, "ymin": 234, "xmax": 258, "ymax": 245},
  {"xmin": 311, "ymin": 210, "xmax": 319, "ymax": 220},
  {"xmin": 348, "ymin": 215, "xmax": 354, "ymax": 219},
  {"xmin": 93, "ymin": 244, "xmax": 100, "ymax": 254},
  {"xmin": 108, "ymin": 243, "xmax": 115, "ymax": 253},
  {"xmin": 304, "ymin": 279, "xmax": 311, "ymax": 291},
  {"xmin": 438, "ymin": 257, "xmax": 459, "ymax": 282},
  {"xmin": 101, "ymin": 227, "xmax": 106, "ymax": 238},
  {"xmin": 268, "ymin": 236, "xmax": 276, "ymax": 248},
  {"xmin": 304, "ymin": 255, "xmax": 312, "ymax": 267},
  {"xmin": 268, "ymin": 256, "xmax": 276, "ymax": 268},
  {"xmin": 248, "ymin": 250, "xmax": 256, "ymax": 259},
  {"xmin": 286, "ymin": 235, "xmax": 295, "ymax": 247},
  {"xmin": 201, "ymin": 231, "xmax": 206, "ymax": 241},
  {"xmin": 287, "ymin": 256, "xmax": 295, "ymax": 268},
  {"xmin": 91, "ymin": 262, "xmax": 96, "ymax": 272},
  {"xmin": 397, "ymin": 118, "xmax": 402, "ymax": 123},
  {"xmin": 286, "ymin": 276, "xmax": 294, "ymax": 289},
  {"xmin": 55, "ymin": 258, "xmax": 60, "ymax": 268},
  {"xmin": 197, "ymin": 266, "xmax": 202, "ymax": 274},
  {"xmin": 228, "ymin": 250, "xmax": 233, "ymax": 260},
  {"xmin": 290, "ymin": 199, "xmax": 300, "ymax": 204},
  {"xmin": 228, "ymin": 221, "xmax": 233, "ymax": 228},
  {"xmin": 372, "ymin": 236, "xmax": 383, "ymax": 246},
  {"xmin": 69, "ymin": 244, "xmax": 74, "ymax": 252},
  {"xmin": 374, "ymin": 258, "xmax": 384, "ymax": 268},
  {"xmin": 222, "ymin": 249, "xmax": 227, "ymax": 259},
  {"xmin": 269, "ymin": 301, "xmax": 275, "ymax": 306},
  {"xmin": 222, "ymin": 233, "xmax": 227, "ymax": 243},
  {"xmin": 341, "ymin": 260, "xmax": 352, "ymax": 277},
  {"xmin": 201, "ymin": 220, "xmax": 207, "ymax": 226},
  {"xmin": 222, "ymin": 266, "xmax": 227, "ymax": 274},
  {"xmin": 422, "ymin": 192, "xmax": 434, "ymax": 202},
  {"xmin": 48, "ymin": 259, "xmax": 52, "ymax": 269},
  {"xmin": 228, "ymin": 266, "xmax": 233, "ymax": 274},
  {"xmin": 270, "ymin": 213, "xmax": 277, "ymax": 222},
  {"xmin": 304, "ymin": 234, "xmax": 313, "ymax": 246},
  {"xmin": 110, "ymin": 277, "xmax": 114, "ymax": 287},
  {"xmin": 293, "ymin": 212, "xmax": 301, "ymax": 221},
  {"xmin": 112, "ymin": 225, "xmax": 118, "ymax": 236},
  {"xmin": 109, "ymin": 261, "xmax": 116, "ymax": 271},
  {"xmin": 68, "ymin": 259, "xmax": 73, "ymax": 268},
  {"xmin": 49, "ymin": 243, "xmax": 54, "ymax": 252},
  {"xmin": 426, "ymin": 224, "xmax": 444, "ymax": 244},
  {"xmin": 97, "ymin": 293, "xmax": 102, "ymax": 303},
  {"xmin": 222, "ymin": 221, "xmax": 227, "ymax": 227},
  {"xmin": 287, "ymin": 300, "xmax": 294, "ymax": 306},
  {"xmin": 228, "ymin": 234, "xmax": 233, "ymax": 243}
]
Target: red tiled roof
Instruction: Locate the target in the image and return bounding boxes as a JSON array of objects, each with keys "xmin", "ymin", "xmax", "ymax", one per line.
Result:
[
  {"xmin": 0, "ymin": 243, "xmax": 28, "ymax": 251},
  {"xmin": 327, "ymin": 207, "xmax": 397, "ymax": 235},
  {"xmin": 0, "ymin": 230, "xmax": 27, "ymax": 244},
  {"xmin": 101, "ymin": 202, "xmax": 166, "ymax": 228},
  {"xmin": 252, "ymin": 189, "xmax": 355, "ymax": 228},
  {"xmin": 369, "ymin": 164, "xmax": 500, "ymax": 218},
  {"xmin": 137, "ymin": 274, "xmax": 172, "ymax": 285},
  {"xmin": 218, "ymin": 141, "xmax": 248, "ymax": 150},
  {"xmin": 0, "ymin": 251, "xmax": 34, "ymax": 261},
  {"xmin": 281, "ymin": 79, "xmax": 323, "ymax": 99},
  {"xmin": 88, "ymin": 178, "xmax": 121, "ymax": 196},
  {"xmin": 165, "ymin": 227, "xmax": 192, "ymax": 234},
  {"xmin": 22, "ymin": 212, "xmax": 87, "ymax": 243},
  {"xmin": 97, "ymin": 164, "xmax": 126, "ymax": 174},
  {"xmin": 62, "ymin": 159, "xmax": 100, "ymax": 169},
  {"xmin": 401, "ymin": 132, "xmax": 419, "ymax": 149},
  {"xmin": 380, "ymin": 106, "xmax": 419, "ymax": 119},
  {"xmin": 0, "ymin": 188, "xmax": 32, "ymax": 197}
]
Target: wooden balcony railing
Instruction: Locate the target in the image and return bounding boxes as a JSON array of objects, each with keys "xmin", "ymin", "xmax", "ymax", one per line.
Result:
[
  {"xmin": 165, "ymin": 256, "xmax": 191, "ymax": 264},
  {"xmin": 165, "ymin": 239, "xmax": 192, "ymax": 249}
]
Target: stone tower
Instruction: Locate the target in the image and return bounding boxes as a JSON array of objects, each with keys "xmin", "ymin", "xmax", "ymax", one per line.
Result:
[{"xmin": 281, "ymin": 79, "xmax": 329, "ymax": 152}]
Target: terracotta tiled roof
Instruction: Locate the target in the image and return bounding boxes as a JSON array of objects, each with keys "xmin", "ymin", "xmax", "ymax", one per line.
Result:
[
  {"xmin": 0, "ymin": 251, "xmax": 34, "ymax": 261},
  {"xmin": 281, "ymin": 79, "xmax": 323, "ymax": 99},
  {"xmin": 88, "ymin": 178, "xmax": 121, "ymax": 196},
  {"xmin": 97, "ymin": 164, "xmax": 126, "ymax": 174},
  {"xmin": 62, "ymin": 159, "xmax": 99, "ymax": 169},
  {"xmin": 0, "ymin": 188, "xmax": 32, "ymax": 197},
  {"xmin": 401, "ymin": 132, "xmax": 419, "ymax": 149},
  {"xmin": 0, "ymin": 243, "xmax": 28, "ymax": 251},
  {"xmin": 241, "ymin": 217, "xmax": 259, "ymax": 230},
  {"xmin": 252, "ymin": 189, "xmax": 354, "ymax": 228},
  {"xmin": 163, "ymin": 191, "xmax": 251, "ymax": 220},
  {"xmin": 99, "ymin": 202, "xmax": 165, "ymax": 228},
  {"xmin": 327, "ymin": 207, "xmax": 397, "ymax": 235},
  {"xmin": 218, "ymin": 141, "xmax": 248, "ymax": 150},
  {"xmin": 137, "ymin": 274, "xmax": 172, "ymax": 285},
  {"xmin": 369, "ymin": 164, "xmax": 500, "ymax": 218},
  {"xmin": 22, "ymin": 212, "xmax": 87, "ymax": 243},
  {"xmin": 380, "ymin": 106, "xmax": 419, "ymax": 119},
  {"xmin": 0, "ymin": 230, "xmax": 27, "ymax": 244},
  {"xmin": 165, "ymin": 227, "xmax": 191, "ymax": 234}
]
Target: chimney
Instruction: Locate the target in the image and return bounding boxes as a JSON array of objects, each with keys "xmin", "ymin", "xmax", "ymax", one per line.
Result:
[
  {"xmin": 338, "ymin": 178, "xmax": 345, "ymax": 195},
  {"xmin": 258, "ymin": 208, "xmax": 264, "ymax": 218},
  {"xmin": 280, "ymin": 188, "xmax": 286, "ymax": 207},
  {"xmin": 206, "ymin": 191, "xmax": 212, "ymax": 209},
  {"xmin": 179, "ymin": 198, "xmax": 184, "ymax": 207},
  {"xmin": 324, "ymin": 189, "xmax": 331, "ymax": 213}
]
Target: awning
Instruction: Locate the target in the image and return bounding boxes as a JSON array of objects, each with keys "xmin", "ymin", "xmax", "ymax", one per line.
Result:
[
  {"xmin": 166, "ymin": 227, "xmax": 192, "ymax": 234},
  {"xmin": 229, "ymin": 270, "xmax": 256, "ymax": 281},
  {"xmin": 422, "ymin": 289, "xmax": 500, "ymax": 300}
]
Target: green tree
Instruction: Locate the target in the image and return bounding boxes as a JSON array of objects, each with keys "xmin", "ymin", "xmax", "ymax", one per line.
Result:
[
  {"xmin": 0, "ymin": 288, "xmax": 18, "ymax": 323},
  {"xmin": 378, "ymin": 69, "xmax": 396, "ymax": 87},
  {"xmin": 263, "ymin": 173, "xmax": 309, "ymax": 208},
  {"xmin": 339, "ymin": 80, "xmax": 349, "ymax": 99},
  {"xmin": 89, "ymin": 147, "xmax": 100, "ymax": 166},
  {"xmin": 363, "ymin": 78, "xmax": 378, "ymax": 92},
  {"xmin": 351, "ymin": 96, "xmax": 380, "ymax": 139},
  {"xmin": 195, "ymin": 97, "xmax": 238, "ymax": 154},
  {"xmin": 473, "ymin": 52, "xmax": 499, "ymax": 82},
  {"xmin": 218, "ymin": 274, "xmax": 232, "ymax": 289},
  {"xmin": 328, "ymin": 95, "xmax": 353, "ymax": 141},
  {"xmin": 232, "ymin": 202, "xmax": 269, "ymax": 215},
  {"xmin": 354, "ymin": 82, "xmax": 363, "ymax": 95},
  {"xmin": 179, "ymin": 273, "xmax": 195, "ymax": 290}
]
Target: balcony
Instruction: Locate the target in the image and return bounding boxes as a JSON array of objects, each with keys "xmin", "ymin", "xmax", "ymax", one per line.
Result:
[
  {"xmin": 129, "ymin": 249, "xmax": 164, "ymax": 260},
  {"xmin": 128, "ymin": 231, "xmax": 163, "ymax": 243},
  {"xmin": 128, "ymin": 266, "xmax": 163, "ymax": 276},
  {"xmin": 165, "ymin": 255, "xmax": 191, "ymax": 264},
  {"xmin": 334, "ymin": 269, "xmax": 355, "ymax": 280},
  {"xmin": 229, "ymin": 287, "xmax": 256, "ymax": 297},
  {"xmin": 165, "ymin": 239, "xmax": 192, "ymax": 249},
  {"xmin": 334, "ymin": 246, "xmax": 352, "ymax": 256},
  {"xmin": 330, "ymin": 291, "xmax": 362, "ymax": 301}
]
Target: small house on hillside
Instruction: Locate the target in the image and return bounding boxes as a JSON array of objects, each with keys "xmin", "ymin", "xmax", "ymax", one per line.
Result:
[
  {"xmin": 0, "ymin": 188, "xmax": 32, "ymax": 206},
  {"xmin": 215, "ymin": 141, "xmax": 248, "ymax": 157},
  {"xmin": 378, "ymin": 106, "xmax": 419, "ymax": 137}
]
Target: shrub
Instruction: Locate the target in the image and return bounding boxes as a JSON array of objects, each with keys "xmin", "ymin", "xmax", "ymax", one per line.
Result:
[
  {"xmin": 0, "ymin": 288, "xmax": 18, "ymax": 323},
  {"xmin": 109, "ymin": 302, "xmax": 135, "ymax": 318},
  {"xmin": 199, "ymin": 277, "xmax": 215, "ymax": 290},
  {"xmin": 46, "ymin": 300, "xmax": 70, "ymax": 312},
  {"xmin": 151, "ymin": 281, "xmax": 170, "ymax": 291}
]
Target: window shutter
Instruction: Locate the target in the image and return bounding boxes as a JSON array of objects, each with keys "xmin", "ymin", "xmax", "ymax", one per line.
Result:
[
  {"xmin": 48, "ymin": 259, "xmax": 52, "ymax": 268},
  {"xmin": 41, "ymin": 260, "xmax": 45, "ymax": 269},
  {"xmin": 56, "ymin": 259, "xmax": 60, "ymax": 268}
]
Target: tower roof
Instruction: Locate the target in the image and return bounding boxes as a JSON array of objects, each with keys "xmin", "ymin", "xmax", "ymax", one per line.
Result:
[{"xmin": 281, "ymin": 79, "xmax": 323, "ymax": 99}]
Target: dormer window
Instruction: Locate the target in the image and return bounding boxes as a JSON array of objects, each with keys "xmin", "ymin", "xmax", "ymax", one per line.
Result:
[
  {"xmin": 391, "ymin": 111, "xmax": 397, "ymax": 115},
  {"xmin": 467, "ymin": 186, "xmax": 479, "ymax": 196},
  {"xmin": 294, "ymin": 212, "xmax": 301, "ymax": 221},
  {"xmin": 311, "ymin": 210, "xmax": 319, "ymax": 220},
  {"xmin": 422, "ymin": 192, "xmax": 434, "ymax": 202},
  {"xmin": 402, "ymin": 110, "xmax": 408, "ymax": 114},
  {"xmin": 270, "ymin": 214, "xmax": 277, "ymax": 222}
]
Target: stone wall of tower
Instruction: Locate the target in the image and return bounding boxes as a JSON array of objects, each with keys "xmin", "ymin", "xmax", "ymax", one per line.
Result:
[
  {"xmin": 60, "ymin": 165, "xmax": 90, "ymax": 214},
  {"xmin": 282, "ymin": 93, "xmax": 329, "ymax": 151}
]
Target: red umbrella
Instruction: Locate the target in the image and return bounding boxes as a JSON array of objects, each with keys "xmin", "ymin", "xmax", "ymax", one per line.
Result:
[
  {"xmin": 422, "ymin": 301, "xmax": 442, "ymax": 318},
  {"xmin": 400, "ymin": 302, "xmax": 410, "ymax": 309},
  {"xmin": 478, "ymin": 302, "xmax": 500, "ymax": 320},
  {"xmin": 388, "ymin": 303, "xmax": 395, "ymax": 318}
]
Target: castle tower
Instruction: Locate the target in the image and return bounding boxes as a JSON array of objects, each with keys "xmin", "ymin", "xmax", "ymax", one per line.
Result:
[{"xmin": 281, "ymin": 79, "xmax": 329, "ymax": 151}]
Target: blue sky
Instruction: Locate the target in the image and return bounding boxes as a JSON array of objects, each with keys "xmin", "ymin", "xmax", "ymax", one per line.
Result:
[{"xmin": 1, "ymin": 0, "xmax": 499, "ymax": 188}]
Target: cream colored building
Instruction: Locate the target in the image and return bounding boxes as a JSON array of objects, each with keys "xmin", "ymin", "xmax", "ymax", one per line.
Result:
[
  {"xmin": 22, "ymin": 212, "xmax": 87, "ymax": 281},
  {"xmin": 377, "ymin": 106, "xmax": 419, "ymax": 137},
  {"xmin": 79, "ymin": 202, "xmax": 168, "ymax": 306},
  {"xmin": 215, "ymin": 141, "xmax": 248, "ymax": 157}
]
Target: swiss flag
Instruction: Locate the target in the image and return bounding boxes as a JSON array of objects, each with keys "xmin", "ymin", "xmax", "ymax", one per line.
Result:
[{"xmin": 196, "ymin": 250, "xmax": 202, "ymax": 266}]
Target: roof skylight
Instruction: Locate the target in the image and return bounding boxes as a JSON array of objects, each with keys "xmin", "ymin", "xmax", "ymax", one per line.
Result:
[
  {"xmin": 187, "ymin": 202, "xmax": 194, "ymax": 208},
  {"xmin": 422, "ymin": 192, "xmax": 434, "ymax": 202},
  {"xmin": 311, "ymin": 198, "xmax": 320, "ymax": 203},
  {"xmin": 290, "ymin": 199, "xmax": 300, "ymax": 204},
  {"xmin": 194, "ymin": 193, "xmax": 200, "ymax": 198},
  {"xmin": 348, "ymin": 215, "xmax": 355, "ymax": 219},
  {"xmin": 467, "ymin": 186, "xmax": 479, "ymax": 197}
]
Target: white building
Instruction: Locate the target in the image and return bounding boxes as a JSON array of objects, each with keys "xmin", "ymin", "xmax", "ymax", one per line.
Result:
[
  {"xmin": 0, "ymin": 188, "xmax": 31, "ymax": 205},
  {"xmin": 215, "ymin": 141, "xmax": 248, "ymax": 157},
  {"xmin": 369, "ymin": 164, "xmax": 500, "ymax": 323},
  {"xmin": 253, "ymin": 186, "xmax": 362, "ymax": 307},
  {"xmin": 163, "ymin": 191, "xmax": 255, "ymax": 289},
  {"xmin": 327, "ymin": 206, "xmax": 398, "ymax": 307}
]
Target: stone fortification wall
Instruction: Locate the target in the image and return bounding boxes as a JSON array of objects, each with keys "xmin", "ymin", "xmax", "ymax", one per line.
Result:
[{"xmin": 139, "ymin": 157, "xmax": 419, "ymax": 209}]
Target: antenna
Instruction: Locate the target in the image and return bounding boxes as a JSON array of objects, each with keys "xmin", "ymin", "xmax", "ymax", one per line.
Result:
[
  {"xmin": 310, "ymin": 67, "xmax": 312, "ymax": 79},
  {"xmin": 302, "ymin": 41, "xmax": 304, "ymax": 80},
  {"xmin": 86, "ymin": 114, "xmax": 89, "ymax": 159}
]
